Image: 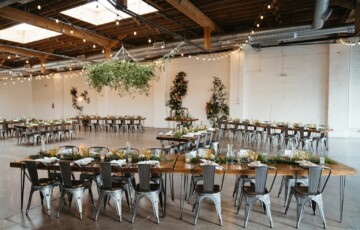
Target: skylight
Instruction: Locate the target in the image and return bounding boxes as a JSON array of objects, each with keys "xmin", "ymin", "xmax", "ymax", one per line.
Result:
[
  {"xmin": 0, "ymin": 23, "xmax": 61, "ymax": 44},
  {"xmin": 61, "ymin": 0, "xmax": 157, "ymax": 26}
]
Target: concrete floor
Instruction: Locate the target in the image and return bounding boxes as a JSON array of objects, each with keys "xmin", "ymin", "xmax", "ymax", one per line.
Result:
[{"xmin": 0, "ymin": 128, "xmax": 359, "ymax": 230}]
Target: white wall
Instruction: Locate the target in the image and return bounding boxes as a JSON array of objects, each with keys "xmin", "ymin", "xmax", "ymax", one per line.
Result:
[{"xmin": 1, "ymin": 43, "xmax": 360, "ymax": 137}]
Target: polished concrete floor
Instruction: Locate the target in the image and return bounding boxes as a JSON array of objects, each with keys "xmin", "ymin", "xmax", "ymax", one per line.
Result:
[{"xmin": 0, "ymin": 128, "xmax": 359, "ymax": 230}]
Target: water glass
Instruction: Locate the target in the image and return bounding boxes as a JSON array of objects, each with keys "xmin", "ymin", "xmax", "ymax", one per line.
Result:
[{"xmin": 319, "ymin": 156, "xmax": 325, "ymax": 166}]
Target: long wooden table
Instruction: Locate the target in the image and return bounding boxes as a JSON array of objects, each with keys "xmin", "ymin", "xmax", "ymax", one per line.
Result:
[
  {"xmin": 173, "ymin": 154, "xmax": 357, "ymax": 222},
  {"xmin": 9, "ymin": 154, "xmax": 179, "ymax": 217},
  {"xmin": 9, "ymin": 154, "xmax": 357, "ymax": 223}
]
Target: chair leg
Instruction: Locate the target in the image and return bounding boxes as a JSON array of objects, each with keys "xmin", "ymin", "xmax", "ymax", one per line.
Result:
[
  {"xmin": 315, "ymin": 195, "xmax": 327, "ymax": 229},
  {"xmin": 113, "ymin": 193, "xmax": 123, "ymax": 222},
  {"xmin": 236, "ymin": 193, "xmax": 244, "ymax": 214},
  {"xmin": 296, "ymin": 197, "xmax": 307, "ymax": 228},
  {"xmin": 150, "ymin": 193, "xmax": 160, "ymax": 224},
  {"xmin": 194, "ymin": 197, "xmax": 204, "ymax": 225},
  {"xmin": 26, "ymin": 188, "xmax": 35, "ymax": 215},
  {"xmin": 131, "ymin": 194, "xmax": 140, "ymax": 223},
  {"xmin": 73, "ymin": 191, "xmax": 84, "ymax": 219},
  {"xmin": 285, "ymin": 189, "xmax": 293, "ymax": 214},
  {"xmin": 262, "ymin": 196, "xmax": 273, "ymax": 228},
  {"xmin": 57, "ymin": 190, "xmax": 65, "ymax": 218},
  {"xmin": 277, "ymin": 176, "xmax": 285, "ymax": 198},
  {"xmin": 41, "ymin": 187, "xmax": 52, "ymax": 216},
  {"xmin": 95, "ymin": 192, "xmax": 104, "ymax": 221},
  {"xmin": 244, "ymin": 197, "xmax": 255, "ymax": 228}
]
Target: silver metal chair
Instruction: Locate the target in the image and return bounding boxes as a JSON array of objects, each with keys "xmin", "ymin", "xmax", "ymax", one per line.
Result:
[
  {"xmin": 285, "ymin": 166, "xmax": 331, "ymax": 229},
  {"xmin": 24, "ymin": 161, "xmax": 60, "ymax": 216},
  {"xmin": 298, "ymin": 127, "xmax": 313, "ymax": 151},
  {"xmin": 192, "ymin": 165, "xmax": 225, "ymax": 226},
  {"xmin": 64, "ymin": 121, "xmax": 77, "ymax": 140},
  {"xmin": 188, "ymin": 147, "xmax": 216, "ymax": 201},
  {"xmin": 277, "ymin": 175, "xmax": 308, "ymax": 207},
  {"xmin": 57, "ymin": 161, "xmax": 95, "ymax": 219},
  {"xmin": 282, "ymin": 126, "xmax": 298, "ymax": 149},
  {"xmin": 265, "ymin": 125, "xmax": 282, "ymax": 150},
  {"xmin": 94, "ymin": 162, "xmax": 129, "ymax": 222},
  {"xmin": 238, "ymin": 166, "xmax": 277, "ymax": 228},
  {"xmin": 131, "ymin": 164, "xmax": 164, "ymax": 224}
]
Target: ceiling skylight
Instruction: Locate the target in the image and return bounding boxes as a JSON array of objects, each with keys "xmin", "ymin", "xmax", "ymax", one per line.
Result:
[
  {"xmin": 61, "ymin": 0, "xmax": 157, "ymax": 26},
  {"xmin": 0, "ymin": 23, "xmax": 61, "ymax": 44}
]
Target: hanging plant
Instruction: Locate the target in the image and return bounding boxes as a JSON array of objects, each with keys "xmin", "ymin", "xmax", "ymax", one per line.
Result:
[
  {"xmin": 206, "ymin": 77, "xmax": 229, "ymax": 127},
  {"xmin": 70, "ymin": 87, "xmax": 90, "ymax": 114},
  {"xmin": 83, "ymin": 60, "xmax": 156, "ymax": 97},
  {"xmin": 166, "ymin": 71, "xmax": 188, "ymax": 117}
]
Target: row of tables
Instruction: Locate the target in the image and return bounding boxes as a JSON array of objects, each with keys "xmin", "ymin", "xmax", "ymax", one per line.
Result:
[{"xmin": 9, "ymin": 153, "xmax": 357, "ymax": 223}]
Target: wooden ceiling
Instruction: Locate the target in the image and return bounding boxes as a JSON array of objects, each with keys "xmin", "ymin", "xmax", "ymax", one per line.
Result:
[{"xmin": 0, "ymin": 0, "xmax": 356, "ymax": 72}]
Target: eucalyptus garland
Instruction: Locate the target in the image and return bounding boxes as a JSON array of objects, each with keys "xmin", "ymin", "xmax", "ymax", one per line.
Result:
[
  {"xmin": 167, "ymin": 71, "xmax": 188, "ymax": 116},
  {"xmin": 84, "ymin": 60, "xmax": 156, "ymax": 97},
  {"xmin": 206, "ymin": 77, "xmax": 229, "ymax": 127}
]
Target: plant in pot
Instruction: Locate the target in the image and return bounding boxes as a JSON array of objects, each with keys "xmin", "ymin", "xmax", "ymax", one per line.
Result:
[{"xmin": 206, "ymin": 77, "xmax": 229, "ymax": 127}]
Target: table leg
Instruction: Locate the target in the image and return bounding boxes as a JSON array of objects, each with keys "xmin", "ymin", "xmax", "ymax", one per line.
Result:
[
  {"xmin": 340, "ymin": 175, "xmax": 346, "ymax": 223},
  {"xmin": 20, "ymin": 167, "xmax": 26, "ymax": 211},
  {"xmin": 162, "ymin": 173, "xmax": 167, "ymax": 218},
  {"xmin": 171, "ymin": 173, "xmax": 174, "ymax": 201},
  {"xmin": 179, "ymin": 174, "xmax": 188, "ymax": 220}
]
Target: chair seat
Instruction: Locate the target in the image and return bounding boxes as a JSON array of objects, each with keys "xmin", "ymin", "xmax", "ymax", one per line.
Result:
[
  {"xmin": 194, "ymin": 184, "xmax": 221, "ymax": 194},
  {"xmin": 101, "ymin": 181, "xmax": 126, "ymax": 191},
  {"xmin": 243, "ymin": 186, "xmax": 269, "ymax": 195},
  {"xmin": 64, "ymin": 180, "xmax": 89, "ymax": 189},
  {"xmin": 292, "ymin": 186, "xmax": 320, "ymax": 196},
  {"xmin": 135, "ymin": 183, "xmax": 160, "ymax": 192},
  {"xmin": 33, "ymin": 178, "xmax": 57, "ymax": 187}
]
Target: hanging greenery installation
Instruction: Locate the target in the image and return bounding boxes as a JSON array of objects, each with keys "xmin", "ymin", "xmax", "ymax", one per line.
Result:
[
  {"xmin": 206, "ymin": 77, "xmax": 229, "ymax": 127},
  {"xmin": 166, "ymin": 71, "xmax": 188, "ymax": 117},
  {"xmin": 83, "ymin": 60, "xmax": 156, "ymax": 97}
]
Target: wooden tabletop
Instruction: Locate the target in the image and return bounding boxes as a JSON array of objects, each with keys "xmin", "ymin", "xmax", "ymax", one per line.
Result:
[
  {"xmin": 165, "ymin": 118, "xmax": 199, "ymax": 122},
  {"xmin": 173, "ymin": 155, "xmax": 357, "ymax": 176},
  {"xmin": 9, "ymin": 154, "xmax": 179, "ymax": 173},
  {"xmin": 156, "ymin": 135, "xmax": 199, "ymax": 143},
  {"xmin": 70, "ymin": 117, "xmax": 146, "ymax": 121}
]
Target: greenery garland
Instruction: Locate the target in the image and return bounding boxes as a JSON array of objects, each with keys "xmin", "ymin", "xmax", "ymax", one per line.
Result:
[
  {"xmin": 205, "ymin": 77, "xmax": 229, "ymax": 127},
  {"xmin": 167, "ymin": 71, "xmax": 188, "ymax": 116},
  {"xmin": 70, "ymin": 87, "xmax": 90, "ymax": 113},
  {"xmin": 83, "ymin": 60, "xmax": 156, "ymax": 97}
]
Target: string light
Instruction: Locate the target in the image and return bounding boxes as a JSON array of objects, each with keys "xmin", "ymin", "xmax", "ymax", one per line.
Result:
[
  {"xmin": 181, "ymin": 53, "xmax": 184, "ymax": 56},
  {"xmin": 267, "ymin": 4, "xmax": 271, "ymax": 9},
  {"xmin": 133, "ymin": 31, "xmax": 137, "ymax": 35},
  {"xmin": 93, "ymin": 44, "xmax": 96, "ymax": 49},
  {"xmin": 116, "ymin": 20, "xmax": 120, "ymax": 26},
  {"xmin": 260, "ymin": 15, "xmax": 264, "ymax": 20},
  {"xmin": 102, "ymin": 49, "xmax": 105, "ymax": 53},
  {"xmin": 188, "ymin": 54, "xmax": 192, "ymax": 58},
  {"xmin": 55, "ymin": 19, "xmax": 59, "ymax": 23},
  {"xmin": 7, "ymin": 55, "xmax": 10, "ymax": 59},
  {"xmin": 148, "ymin": 38, "xmax": 152, "ymax": 43},
  {"xmin": 83, "ymin": 38, "xmax": 86, "ymax": 42},
  {"xmin": 256, "ymin": 23, "xmax": 260, "ymax": 28},
  {"xmin": 26, "ymin": 60, "xmax": 29, "ymax": 64},
  {"xmin": 70, "ymin": 29, "xmax": 74, "ymax": 34},
  {"xmin": 37, "ymin": 5, "xmax": 41, "ymax": 10}
]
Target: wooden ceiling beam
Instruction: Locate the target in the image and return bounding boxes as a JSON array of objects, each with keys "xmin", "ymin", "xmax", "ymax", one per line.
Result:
[
  {"xmin": 0, "ymin": 6, "xmax": 119, "ymax": 49},
  {"xmin": 0, "ymin": 44, "xmax": 47, "ymax": 59},
  {"xmin": 165, "ymin": 0, "xmax": 219, "ymax": 32},
  {"xmin": 331, "ymin": 0, "xmax": 355, "ymax": 9}
]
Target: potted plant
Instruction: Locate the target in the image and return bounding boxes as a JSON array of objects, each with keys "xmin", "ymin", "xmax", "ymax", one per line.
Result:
[{"xmin": 166, "ymin": 71, "xmax": 188, "ymax": 118}]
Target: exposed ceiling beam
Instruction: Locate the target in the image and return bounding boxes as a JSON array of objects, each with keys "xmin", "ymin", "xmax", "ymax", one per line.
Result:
[
  {"xmin": 0, "ymin": 6, "xmax": 119, "ymax": 50},
  {"xmin": 165, "ymin": 0, "xmax": 221, "ymax": 50},
  {"xmin": 0, "ymin": 0, "xmax": 20, "ymax": 8},
  {"xmin": 165, "ymin": 0, "xmax": 219, "ymax": 32},
  {"xmin": 356, "ymin": 0, "xmax": 360, "ymax": 34}
]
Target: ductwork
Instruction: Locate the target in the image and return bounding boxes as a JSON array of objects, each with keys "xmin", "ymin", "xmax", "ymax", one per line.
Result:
[{"xmin": 313, "ymin": 0, "xmax": 332, "ymax": 29}]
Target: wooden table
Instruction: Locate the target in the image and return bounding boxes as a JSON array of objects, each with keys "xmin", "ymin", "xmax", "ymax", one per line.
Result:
[
  {"xmin": 10, "ymin": 154, "xmax": 179, "ymax": 217},
  {"xmin": 70, "ymin": 117, "xmax": 146, "ymax": 132},
  {"xmin": 173, "ymin": 154, "xmax": 357, "ymax": 222},
  {"xmin": 165, "ymin": 117, "xmax": 199, "ymax": 128},
  {"xmin": 156, "ymin": 134, "xmax": 203, "ymax": 151}
]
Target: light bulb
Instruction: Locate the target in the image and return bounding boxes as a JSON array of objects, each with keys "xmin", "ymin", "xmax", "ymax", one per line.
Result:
[
  {"xmin": 260, "ymin": 15, "xmax": 264, "ymax": 20},
  {"xmin": 256, "ymin": 23, "xmax": 260, "ymax": 28},
  {"xmin": 93, "ymin": 44, "xmax": 96, "ymax": 49},
  {"xmin": 37, "ymin": 5, "xmax": 41, "ymax": 10},
  {"xmin": 267, "ymin": 4, "xmax": 271, "ymax": 9},
  {"xmin": 102, "ymin": 49, "xmax": 105, "ymax": 53},
  {"xmin": 70, "ymin": 29, "xmax": 74, "ymax": 34},
  {"xmin": 55, "ymin": 19, "xmax": 59, "ymax": 23},
  {"xmin": 251, "ymin": 30, "xmax": 254, "ymax": 34},
  {"xmin": 148, "ymin": 38, "xmax": 152, "ymax": 43},
  {"xmin": 83, "ymin": 38, "xmax": 86, "ymax": 42},
  {"xmin": 133, "ymin": 31, "xmax": 137, "ymax": 35},
  {"xmin": 116, "ymin": 20, "xmax": 119, "ymax": 26},
  {"xmin": 189, "ymin": 55, "xmax": 192, "ymax": 58},
  {"xmin": 181, "ymin": 53, "xmax": 184, "ymax": 56}
]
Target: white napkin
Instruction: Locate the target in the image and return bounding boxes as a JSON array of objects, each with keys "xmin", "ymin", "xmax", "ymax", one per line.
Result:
[
  {"xmin": 189, "ymin": 150, "xmax": 197, "ymax": 158},
  {"xmin": 284, "ymin": 150, "xmax": 293, "ymax": 157},
  {"xmin": 298, "ymin": 161, "xmax": 317, "ymax": 167},
  {"xmin": 58, "ymin": 149, "xmax": 73, "ymax": 155},
  {"xmin": 198, "ymin": 149, "xmax": 206, "ymax": 158},
  {"xmin": 238, "ymin": 149, "xmax": 248, "ymax": 157},
  {"xmin": 183, "ymin": 133, "xmax": 195, "ymax": 138},
  {"xmin": 207, "ymin": 128, "xmax": 215, "ymax": 131},
  {"xmin": 74, "ymin": 157, "xmax": 94, "ymax": 166},
  {"xmin": 34, "ymin": 157, "xmax": 58, "ymax": 163},
  {"xmin": 165, "ymin": 131, "xmax": 173, "ymax": 136},
  {"xmin": 248, "ymin": 161, "xmax": 266, "ymax": 167},
  {"xmin": 137, "ymin": 160, "xmax": 160, "ymax": 166},
  {"xmin": 89, "ymin": 151, "xmax": 99, "ymax": 156},
  {"xmin": 200, "ymin": 159, "xmax": 219, "ymax": 166},
  {"xmin": 110, "ymin": 159, "xmax": 127, "ymax": 167}
]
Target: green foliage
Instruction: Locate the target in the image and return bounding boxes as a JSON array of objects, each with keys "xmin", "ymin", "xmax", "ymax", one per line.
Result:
[
  {"xmin": 167, "ymin": 71, "xmax": 188, "ymax": 116},
  {"xmin": 206, "ymin": 77, "xmax": 229, "ymax": 127},
  {"xmin": 84, "ymin": 60, "xmax": 156, "ymax": 97},
  {"xmin": 70, "ymin": 87, "xmax": 90, "ymax": 113}
]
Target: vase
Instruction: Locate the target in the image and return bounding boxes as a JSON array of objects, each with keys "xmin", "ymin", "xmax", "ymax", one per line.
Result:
[{"xmin": 226, "ymin": 144, "xmax": 234, "ymax": 164}]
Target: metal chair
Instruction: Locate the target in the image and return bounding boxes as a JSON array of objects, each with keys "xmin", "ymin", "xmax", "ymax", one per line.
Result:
[
  {"xmin": 94, "ymin": 162, "xmax": 130, "ymax": 222},
  {"xmin": 277, "ymin": 175, "xmax": 308, "ymax": 207},
  {"xmin": 282, "ymin": 126, "xmax": 298, "ymax": 149},
  {"xmin": 24, "ymin": 161, "xmax": 60, "ymax": 216},
  {"xmin": 192, "ymin": 165, "xmax": 225, "ymax": 226},
  {"xmin": 285, "ymin": 166, "xmax": 332, "ymax": 229},
  {"xmin": 188, "ymin": 147, "xmax": 216, "ymax": 201},
  {"xmin": 88, "ymin": 146, "xmax": 109, "ymax": 154},
  {"xmin": 58, "ymin": 145, "xmax": 79, "ymax": 154},
  {"xmin": 298, "ymin": 127, "xmax": 313, "ymax": 151},
  {"xmin": 57, "ymin": 161, "xmax": 95, "ymax": 219},
  {"xmin": 64, "ymin": 121, "xmax": 77, "ymax": 140},
  {"xmin": 131, "ymin": 164, "xmax": 164, "ymax": 224},
  {"xmin": 238, "ymin": 166, "xmax": 278, "ymax": 228}
]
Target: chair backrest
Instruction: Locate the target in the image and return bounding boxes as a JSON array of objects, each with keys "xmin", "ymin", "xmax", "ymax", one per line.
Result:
[
  {"xmin": 89, "ymin": 146, "xmax": 109, "ymax": 154},
  {"xmin": 99, "ymin": 162, "xmax": 113, "ymax": 190},
  {"xmin": 25, "ymin": 161, "xmax": 39, "ymax": 184},
  {"xmin": 138, "ymin": 164, "xmax": 151, "ymax": 191},
  {"xmin": 59, "ymin": 161, "xmax": 73, "ymax": 187},
  {"xmin": 58, "ymin": 145, "xmax": 79, "ymax": 154},
  {"xmin": 117, "ymin": 147, "xmax": 140, "ymax": 154},
  {"xmin": 302, "ymin": 166, "xmax": 331, "ymax": 195},
  {"xmin": 61, "ymin": 121, "xmax": 65, "ymax": 130},
  {"xmin": 202, "ymin": 165, "xmax": 216, "ymax": 193},
  {"xmin": 255, "ymin": 166, "xmax": 268, "ymax": 194}
]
